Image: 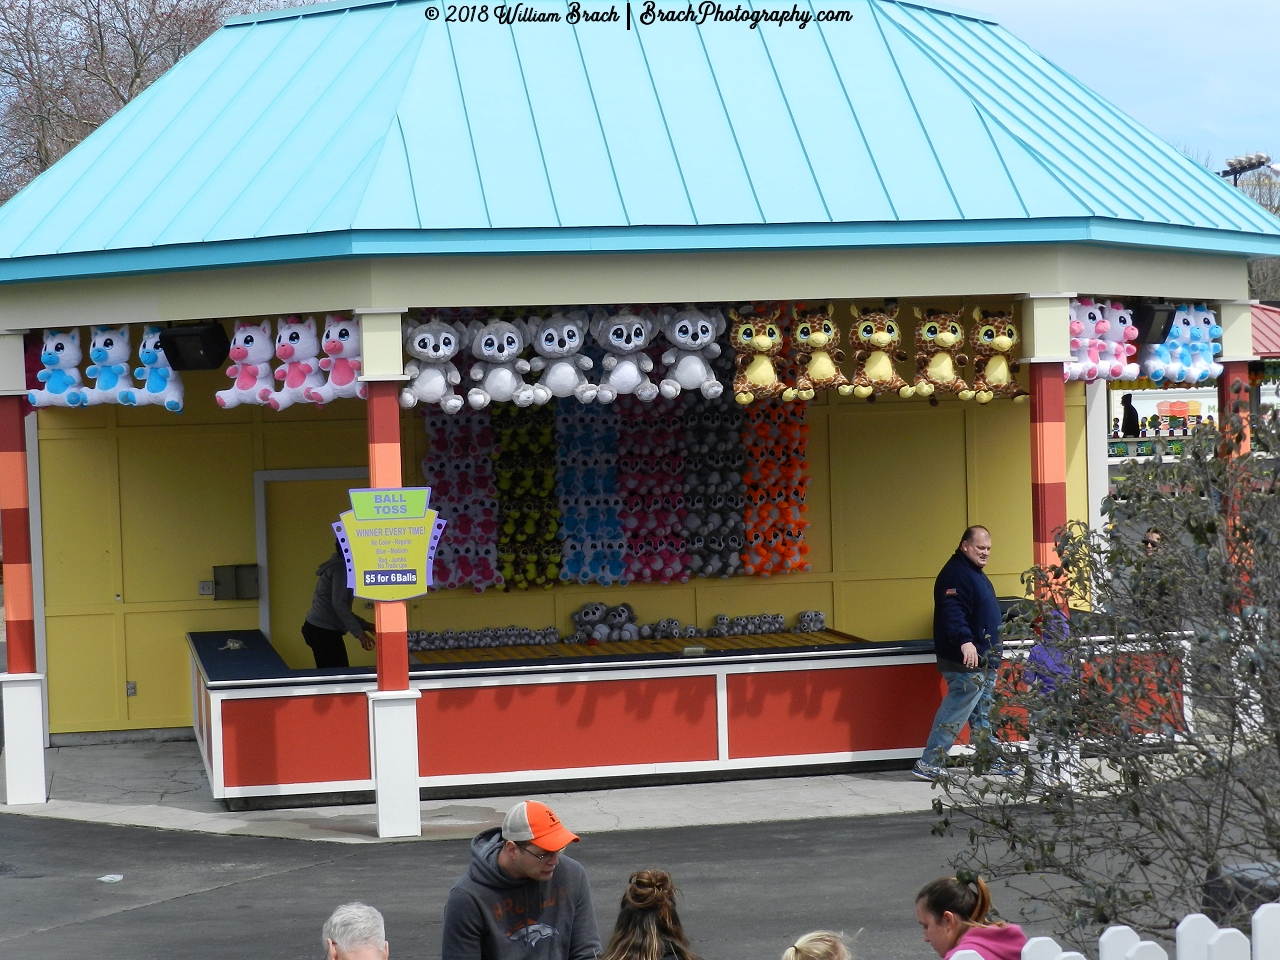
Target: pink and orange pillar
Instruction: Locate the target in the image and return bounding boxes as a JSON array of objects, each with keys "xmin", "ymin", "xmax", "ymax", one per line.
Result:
[
  {"xmin": 0, "ymin": 390, "xmax": 47, "ymax": 804},
  {"xmin": 1029, "ymin": 363, "xmax": 1068, "ymax": 570},
  {"xmin": 365, "ymin": 379, "xmax": 410, "ymax": 692},
  {"xmin": 0, "ymin": 395, "xmax": 35, "ymax": 674},
  {"xmin": 357, "ymin": 309, "xmax": 421, "ymax": 838}
]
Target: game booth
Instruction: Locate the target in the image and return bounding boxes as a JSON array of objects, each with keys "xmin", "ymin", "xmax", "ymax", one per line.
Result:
[{"xmin": 0, "ymin": 0, "xmax": 1274, "ymax": 837}]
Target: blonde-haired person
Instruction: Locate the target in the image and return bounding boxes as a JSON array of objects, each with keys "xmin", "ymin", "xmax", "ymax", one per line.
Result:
[
  {"xmin": 782, "ymin": 930, "xmax": 851, "ymax": 960},
  {"xmin": 601, "ymin": 870, "xmax": 700, "ymax": 960},
  {"xmin": 915, "ymin": 876, "xmax": 1027, "ymax": 960}
]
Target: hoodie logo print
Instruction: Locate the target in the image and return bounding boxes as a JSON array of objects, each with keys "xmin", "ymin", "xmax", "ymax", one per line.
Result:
[{"xmin": 508, "ymin": 921, "xmax": 559, "ymax": 947}]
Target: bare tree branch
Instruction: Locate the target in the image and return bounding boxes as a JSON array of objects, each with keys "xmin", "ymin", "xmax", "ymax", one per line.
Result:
[
  {"xmin": 0, "ymin": 0, "xmax": 287, "ymax": 202},
  {"xmin": 933, "ymin": 408, "xmax": 1280, "ymax": 948}
]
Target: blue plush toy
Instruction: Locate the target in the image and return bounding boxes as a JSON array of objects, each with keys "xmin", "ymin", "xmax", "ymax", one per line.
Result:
[
  {"xmin": 1138, "ymin": 305, "xmax": 1192, "ymax": 384},
  {"xmin": 29, "ymin": 329, "xmax": 86, "ymax": 408},
  {"xmin": 84, "ymin": 325, "xmax": 135, "ymax": 405},
  {"xmin": 1185, "ymin": 304, "xmax": 1223, "ymax": 382},
  {"xmin": 119, "ymin": 325, "xmax": 184, "ymax": 412}
]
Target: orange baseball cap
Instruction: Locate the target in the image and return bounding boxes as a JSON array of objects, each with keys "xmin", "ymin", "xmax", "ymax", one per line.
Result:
[{"xmin": 501, "ymin": 800, "xmax": 579, "ymax": 850}]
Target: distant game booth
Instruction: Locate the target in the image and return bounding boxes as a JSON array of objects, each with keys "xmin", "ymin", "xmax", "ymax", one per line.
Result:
[{"xmin": 0, "ymin": 0, "xmax": 1273, "ymax": 838}]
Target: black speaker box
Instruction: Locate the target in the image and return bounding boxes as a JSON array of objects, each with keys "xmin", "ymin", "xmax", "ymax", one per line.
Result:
[
  {"xmin": 1131, "ymin": 302, "xmax": 1177, "ymax": 345},
  {"xmin": 159, "ymin": 323, "xmax": 231, "ymax": 370}
]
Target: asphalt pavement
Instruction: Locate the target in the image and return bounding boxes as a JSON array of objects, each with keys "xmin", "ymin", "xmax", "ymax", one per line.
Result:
[{"xmin": 0, "ymin": 809, "xmax": 1056, "ymax": 960}]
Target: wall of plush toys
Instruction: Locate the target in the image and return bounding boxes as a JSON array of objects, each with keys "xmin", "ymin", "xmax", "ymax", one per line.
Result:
[{"xmin": 1067, "ymin": 299, "xmax": 1223, "ymax": 385}]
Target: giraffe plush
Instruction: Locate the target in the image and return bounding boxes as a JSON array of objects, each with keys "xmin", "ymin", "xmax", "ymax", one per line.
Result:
[
  {"xmin": 912, "ymin": 307, "xmax": 973, "ymax": 404},
  {"xmin": 970, "ymin": 308, "xmax": 1028, "ymax": 403},
  {"xmin": 849, "ymin": 303, "xmax": 913, "ymax": 400},
  {"xmin": 730, "ymin": 306, "xmax": 787, "ymax": 404},
  {"xmin": 784, "ymin": 302, "xmax": 851, "ymax": 401}
]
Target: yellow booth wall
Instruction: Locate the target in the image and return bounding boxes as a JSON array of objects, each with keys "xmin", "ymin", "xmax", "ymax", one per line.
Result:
[{"xmin": 36, "ymin": 351, "xmax": 1089, "ymax": 734}]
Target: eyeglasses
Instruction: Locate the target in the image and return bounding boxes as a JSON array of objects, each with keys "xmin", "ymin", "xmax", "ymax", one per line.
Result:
[{"xmin": 519, "ymin": 843, "xmax": 565, "ymax": 861}]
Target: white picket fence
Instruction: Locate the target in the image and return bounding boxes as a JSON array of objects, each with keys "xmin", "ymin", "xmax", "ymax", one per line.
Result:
[{"xmin": 950, "ymin": 903, "xmax": 1280, "ymax": 960}]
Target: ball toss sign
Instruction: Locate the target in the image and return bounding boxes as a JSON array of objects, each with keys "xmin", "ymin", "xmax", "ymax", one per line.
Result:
[{"xmin": 333, "ymin": 487, "xmax": 446, "ymax": 601}]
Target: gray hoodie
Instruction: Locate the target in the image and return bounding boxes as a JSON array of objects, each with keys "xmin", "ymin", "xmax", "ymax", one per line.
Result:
[
  {"xmin": 442, "ymin": 827, "xmax": 600, "ymax": 960},
  {"xmin": 304, "ymin": 553, "xmax": 372, "ymax": 638}
]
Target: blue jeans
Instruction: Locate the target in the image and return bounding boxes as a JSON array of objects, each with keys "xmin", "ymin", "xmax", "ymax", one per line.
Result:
[{"xmin": 920, "ymin": 665, "xmax": 998, "ymax": 767}]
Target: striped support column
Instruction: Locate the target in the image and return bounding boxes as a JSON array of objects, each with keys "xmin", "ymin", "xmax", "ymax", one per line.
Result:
[
  {"xmin": 366, "ymin": 380, "xmax": 409, "ymax": 692},
  {"xmin": 1029, "ymin": 363, "xmax": 1067, "ymax": 569},
  {"xmin": 0, "ymin": 395, "xmax": 35, "ymax": 674},
  {"xmin": 1217, "ymin": 360, "xmax": 1251, "ymax": 454}
]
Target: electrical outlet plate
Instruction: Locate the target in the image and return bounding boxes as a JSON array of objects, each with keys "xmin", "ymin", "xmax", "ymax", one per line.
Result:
[{"xmin": 197, "ymin": 580, "xmax": 213, "ymax": 596}]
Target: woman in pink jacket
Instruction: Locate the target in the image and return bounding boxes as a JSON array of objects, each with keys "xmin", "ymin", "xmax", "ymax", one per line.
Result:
[{"xmin": 915, "ymin": 877, "xmax": 1027, "ymax": 960}]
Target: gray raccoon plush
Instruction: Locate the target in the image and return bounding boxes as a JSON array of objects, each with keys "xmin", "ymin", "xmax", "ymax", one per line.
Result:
[
  {"xmin": 458, "ymin": 317, "xmax": 536, "ymax": 409},
  {"xmin": 571, "ymin": 602, "xmax": 609, "ymax": 645},
  {"xmin": 794, "ymin": 610, "xmax": 827, "ymax": 633},
  {"xmin": 590, "ymin": 309, "xmax": 660, "ymax": 403},
  {"xmin": 526, "ymin": 311, "xmax": 597, "ymax": 405},
  {"xmin": 604, "ymin": 603, "xmax": 640, "ymax": 642},
  {"xmin": 400, "ymin": 319, "xmax": 464, "ymax": 413}
]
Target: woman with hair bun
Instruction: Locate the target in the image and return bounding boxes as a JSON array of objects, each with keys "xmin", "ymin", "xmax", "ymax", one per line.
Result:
[
  {"xmin": 915, "ymin": 876, "xmax": 1027, "ymax": 960},
  {"xmin": 602, "ymin": 870, "xmax": 700, "ymax": 960},
  {"xmin": 782, "ymin": 930, "xmax": 852, "ymax": 960}
]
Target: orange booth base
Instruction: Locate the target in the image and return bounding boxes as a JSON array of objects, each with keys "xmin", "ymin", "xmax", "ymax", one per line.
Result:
[{"xmin": 189, "ymin": 632, "xmax": 943, "ymax": 800}]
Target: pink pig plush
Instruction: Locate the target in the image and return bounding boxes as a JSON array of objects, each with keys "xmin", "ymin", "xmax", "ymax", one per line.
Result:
[
  {"xmin": 216, "ymin": 319, "xmax": 274, "ymax": 408},
  {"xmin": 262, "ymin": 315, "xmax": 325, "ymax": 411},
  {"xmin": 305, "ymin": 314, "xmax": 368, "ymax": 406}
]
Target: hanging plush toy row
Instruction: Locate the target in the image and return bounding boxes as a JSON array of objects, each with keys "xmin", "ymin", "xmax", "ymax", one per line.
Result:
[
  {"xmin": 29, "ymin": 326, "xmax": 184, "ymax": 411},
  {"xmin": 728, "ymin": 301, "xmax": 1027, "ymax": 406},
  {"xmin": 1137, "ymin": 303, "xmax": 1223, "ymax": 385},
  {"xmin": 215, "ymin": 314, "xmax": 366, "ymax": 409},
  {"xmin": 399, "ymin": 301, "xmax": 1029, "ymax": 413},
  {"xmin": 1067, "ymin": 299, "xmax": 1223, "ymax": 385},
  {"xmin": 398, "ymin": 307, "xmax": 725, "ymax": 412}
]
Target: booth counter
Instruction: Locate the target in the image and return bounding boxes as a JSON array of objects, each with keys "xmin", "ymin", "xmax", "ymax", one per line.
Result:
[{"xmin": 189, "ymin": 629, "xmax": 942, "ymax": 800}]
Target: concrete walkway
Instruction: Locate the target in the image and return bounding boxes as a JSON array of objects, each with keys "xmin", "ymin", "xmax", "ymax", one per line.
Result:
[{"xmin": 0, "ymin": 738, "xmax": 939, "ymax": 843}]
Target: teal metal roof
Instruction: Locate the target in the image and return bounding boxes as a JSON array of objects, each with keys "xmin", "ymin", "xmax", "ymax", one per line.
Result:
[{"xmin": 0, "ymin": 0, "xmax": 1277, "ymax": 282}]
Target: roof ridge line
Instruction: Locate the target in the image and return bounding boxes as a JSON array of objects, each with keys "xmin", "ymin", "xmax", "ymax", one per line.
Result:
[
  {"xmin": 227, "ymin": 0, "xmax": 412, "ymax": 27},
  {"xmin": 229, "ymin": 0, "xmax": 1001, "ymax": 28}
]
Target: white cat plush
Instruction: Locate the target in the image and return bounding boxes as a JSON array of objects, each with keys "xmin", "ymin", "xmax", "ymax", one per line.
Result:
[
  {"xmin": 1098, "ymin": 302, "xmax": 1139, "ymax": 381},
  {"xmin": 305, "ymin": 314, "xmax": 367, "ymax": 406},
  {"xmin": 460, "ymin": 317, "xmax": 536, "ymax": 409},
  {"xmin": 400, "ymin": 319, "xmax": 464, "ymax": 413},
  {"xmin": 590, "ymin": 308, "xmax": 659, "ymax": 403},
  {"xmin": 216, "ymin": 319, "xmax": 274, "ymax": 409},
  {"xmin": 1066, "ymin": 298, "xmax": 1105, "ymax": 382},
  {"xmin": 28, "ymin": 329, "xmax": 85, "ymax": 408},
  {"xmin": 658, "ymin": 307, "xmax": 725, "ymax": 399},
  {"xmin": 83, "ymin": 325, "xmax": 135, "ymax": 405},
  {"xmin": 262, "ymin": 316, "xmax": 324, "ymax": 411},
  {"xmin": 120, "ymin": 325, "xmax": 184, "ymax": 412},
  {"xmin": 525, "ymin": 311, "xmax": 596, "ymax": 404}
]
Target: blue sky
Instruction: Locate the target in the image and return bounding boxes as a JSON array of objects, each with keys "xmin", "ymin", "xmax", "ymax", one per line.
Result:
[{"xmin": 952, "ymin": 0, "xmax": 1279, "ymax": 170}]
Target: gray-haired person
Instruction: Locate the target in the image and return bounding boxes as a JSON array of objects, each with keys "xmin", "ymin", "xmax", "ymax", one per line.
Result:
[{"xmin": 323, "ymin": 902, "xmax": 389, "ymax": 960}]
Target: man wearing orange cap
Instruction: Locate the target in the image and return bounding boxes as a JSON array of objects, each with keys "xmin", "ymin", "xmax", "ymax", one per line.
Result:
[{"xmin": 442, "ymin": 799, "xmax": 600, "ymax": 960}]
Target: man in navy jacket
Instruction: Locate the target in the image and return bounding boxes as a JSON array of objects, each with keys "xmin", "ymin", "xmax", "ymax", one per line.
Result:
[{"xmin": 913, "ymin": 525, "xmax": 1011, "ymax": 781}]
